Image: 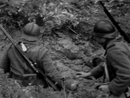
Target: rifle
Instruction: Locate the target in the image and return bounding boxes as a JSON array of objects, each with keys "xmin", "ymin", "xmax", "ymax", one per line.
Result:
[
  {"xmin": 97, "ymin": 1, "xmax": 130, "ymax": 43},
  {"xmin": 94, "ymin": 62, "xmax": 110, "ymax": 89},
  {"xmin": 103, "ymin": 62, "xmax": 109, "ymax": 82},
  {"xmin": 0, "ymin": 25, "xmax": 60, "ymax": 91}
]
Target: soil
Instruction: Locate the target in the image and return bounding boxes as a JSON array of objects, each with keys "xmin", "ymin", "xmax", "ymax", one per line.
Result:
[
  {"xmin": 0, "ymin": 30, "xmax": 106, "ymax": 98},
  {"xmin": 0, "ymin": 0, "xmax": 130, "ymax": 98}
]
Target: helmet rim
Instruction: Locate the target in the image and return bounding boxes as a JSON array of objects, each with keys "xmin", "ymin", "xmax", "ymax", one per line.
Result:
[
  {"xmin": 92, "ymin": 20, "xmax": 118, "ymax": 39},
  {"xmin": 91, "ymin": 30, "xmax": 118, "ymax": 38}
]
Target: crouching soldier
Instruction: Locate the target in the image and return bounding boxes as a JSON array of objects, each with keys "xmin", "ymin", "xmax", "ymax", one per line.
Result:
[
  {"xmin": 0, "ymin": 22, "xmax": 78, "ymax": 90},
  {"xmin": 76, "ymin": 20, "xmax": 130, "ymax": 98}
]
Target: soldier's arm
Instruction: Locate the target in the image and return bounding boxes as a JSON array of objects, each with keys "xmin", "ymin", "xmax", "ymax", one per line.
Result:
[
  {"xmin": 38, "ymin": 48, "xmax": 78, "ymax": 90},
  {"xmin": 38, "ymin": 48, "xmax": 61, "ymax": 80},
  {"xmin": 0, "ymin": 45, "xmax": 11, "ymax": 73},
  {"xmin": 91, "ymin": 62, "xmax": 104, "ymax": 79},
  {"xmin": 107, "ymin": 49, "xmax": 130, "ymax": 96}
]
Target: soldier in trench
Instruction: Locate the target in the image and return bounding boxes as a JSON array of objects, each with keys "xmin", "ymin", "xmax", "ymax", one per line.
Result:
[
  {"xmin": 0, "ymin": 22, "xmax": 78, "ymax": 90},
  {"xmin": 76, "ymin": 19, "xmax": 130, "ymax": 98}
]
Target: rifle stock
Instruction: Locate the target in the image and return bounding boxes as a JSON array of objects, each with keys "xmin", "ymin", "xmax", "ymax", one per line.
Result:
[
  {"xmin": 98, "ymin": 1, "xmax": 130, "ymax": 43},
  {"xmin": 0, "ymin": 25, "xmax": 60, "ymax": 91}
]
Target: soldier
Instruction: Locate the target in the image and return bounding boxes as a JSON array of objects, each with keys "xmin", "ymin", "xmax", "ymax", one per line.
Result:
[
  {"xmin": 0, "ymin": 22, "xmax": 78, "ymax": 90},
  {"xmin": 76, "ymin": 20, "xmax": 130, "ymax": 98}
]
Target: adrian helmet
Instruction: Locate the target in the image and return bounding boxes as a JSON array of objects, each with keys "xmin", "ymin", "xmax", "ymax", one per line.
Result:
[
  {"xmin": 92, "ymin": 20, "xmax": 118, "ymax": 38},
  {"xmin": 23, "ymin": 22, "xmax": 40, "ymax": 36}
]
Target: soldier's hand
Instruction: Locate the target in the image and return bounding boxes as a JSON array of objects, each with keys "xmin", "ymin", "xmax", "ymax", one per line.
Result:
[
  {"xmin": 75, "ymin": 71, "xmax": 91, "ymax": 78},
  {"xmin": 98, "ymin": 84, "xmax": 110, "ymax": 93}
]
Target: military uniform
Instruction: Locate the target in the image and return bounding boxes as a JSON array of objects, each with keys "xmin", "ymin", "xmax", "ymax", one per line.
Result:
[
  {"xmin": 91, "ymin": 37, "xmax": 130, "ymax": 98},
  {"xmin": 0, "ymin": 37, "xmax": 61, "ymax": 86},
  {"xmin": 0, "ymin": 22, "xmax": 78, "ymax": 90}
]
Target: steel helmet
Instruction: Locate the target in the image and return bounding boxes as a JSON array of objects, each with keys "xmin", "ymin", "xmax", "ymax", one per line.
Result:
[
  {"xmin": 22, "ymin": 22, "xmax": 40, "ymax": 40},
  {"xmin": 92, "ymin": 20, "xmax": 118, "ymax": 38},
  {"xmin": 23, "ymin": 22, "xmax": 40, "ymax": 36}
]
